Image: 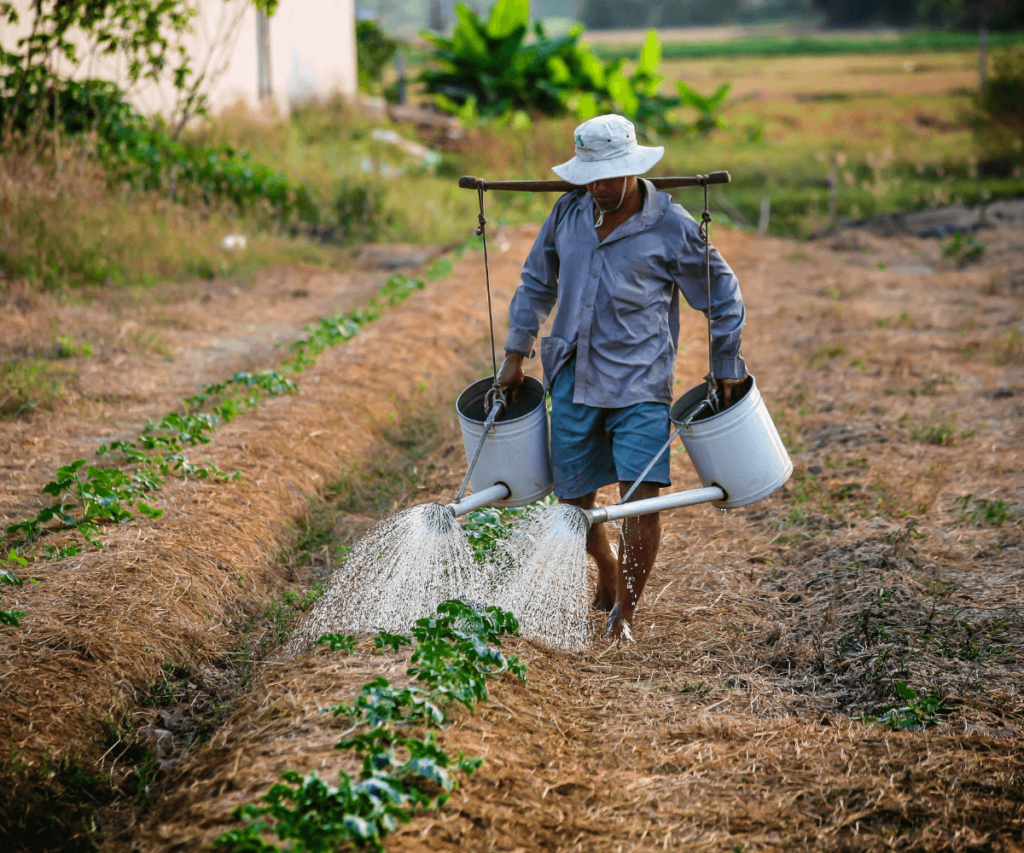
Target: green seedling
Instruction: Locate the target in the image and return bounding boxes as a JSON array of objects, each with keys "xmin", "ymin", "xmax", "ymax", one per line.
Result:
[
  {"xmin": 285, "ymin": 275, "xmax": 426, "ymax": 374},
  {"xmin": 215, "ymin": 602, "xmax": 509, "ymax": 853},
  {"xmin": 317, "ymin": 633, "xmax": 358, "ymax": 653},
  {"xmin": 0, "ymin": 608, "xmax": 27, "ymax": 627},
  {"xmin": 215, "ymin": 760, "xmax": 450, "ymax": 853},
  {"xmin": 910, "ymin": 411, "xmax": 957, "ymax": 445},
  {"xmin": 860, "ymin": 682, "xmax": 947, "ymax": 731},
  {"xmin": 0, "ymin": 548, "xmax": 31, "ymax": 624},
  {"xmin": 4, "ymin": 460, "xmax": 162, "ymax": 552},
  {"xmin": 954, "ymin": 494, "xmax": 1016, "ymax": 526},
  {"xmin": 327, "ymin": 677, "xmax": 446, "ymax": 729},
  {"xmin": 412, "ymin": 599, "xmax": 521, "ymax": 646},
  {"xmin": 184, "ymin": 370, "xmax": 299, "ymax": 411},
  {"xmin": 141, "ymin": 412, "xmax": 220, "ymax": 448},
  {"xmin": 337, "ymin": 727, "xmax": 481, "ymax": 799},
  {"xmin": 408, "ymin": 603, "xmax": 527, "ymax": 711},
  {"xmin": 941, "ymin": 232, "xmax": 987, "ymax": 265},
  {"xmin": 374, "ymin": 632, "xmax": 412, "ymax": 653},
  {"xmin": 460, "ymin": 496, "xmax": 555, "ymax": 563},
  {"xmin": 460, "ymin": 506, "xmax": 517, "ymax": 563}
]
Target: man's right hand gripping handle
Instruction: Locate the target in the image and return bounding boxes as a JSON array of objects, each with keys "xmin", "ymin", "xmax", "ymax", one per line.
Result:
[{"xmin": 497, "ymin": 352, "xmax": 526, "ymax": 402}]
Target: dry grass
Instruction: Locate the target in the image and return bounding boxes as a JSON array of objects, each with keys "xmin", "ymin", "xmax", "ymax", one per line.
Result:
[
  {"xmin": 136, "ymin": 226, "xmax": 1024, "ymax": 852},
  {"xmin": 0, "ymin": 147, "xmax": 333, "ymax": 293}
]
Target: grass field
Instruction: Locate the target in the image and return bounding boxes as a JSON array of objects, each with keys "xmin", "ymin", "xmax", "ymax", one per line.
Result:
[
  {"xmin": 373, "ymin": 43, "xmax": 1022, "ymax": 240},
  {"xmin": 650, "ymin": 48, "xmax": 1019, "ymax": 234},
  {"xmin": 590, "ymin": 28, "xmax": 1024, "ymax": 59},
  {"xmin": 2, "ymin": 34, "xmax": 1020, "ymax": 297}
]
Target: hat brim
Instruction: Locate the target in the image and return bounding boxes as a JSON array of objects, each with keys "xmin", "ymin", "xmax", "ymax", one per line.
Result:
[{"xmin": 551, "ymin": 145, "xmax": 665, "ymax": 185}]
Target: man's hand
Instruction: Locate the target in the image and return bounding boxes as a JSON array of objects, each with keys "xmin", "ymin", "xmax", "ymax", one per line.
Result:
[
  {"xmin": 717, "ymin": 375, "xmax": 748, "ymax": 409},
  {"xmin": 497, "ymin": 353, "xmax": 526, "ymax": 401}
]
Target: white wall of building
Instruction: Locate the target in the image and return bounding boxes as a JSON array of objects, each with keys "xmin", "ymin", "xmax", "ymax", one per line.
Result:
[{"xmin": 2, "ymin": 0, "xmax": 357, "ymax": 118}]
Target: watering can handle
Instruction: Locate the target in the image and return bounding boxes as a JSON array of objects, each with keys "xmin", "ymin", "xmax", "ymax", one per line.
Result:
[
  {"xmin": 453, "ymin": 397, "xmax": 505, "ymax": 505},
  {"xmin": 458, "ymin": 172, "xmax": 731, "ymax": 192}
]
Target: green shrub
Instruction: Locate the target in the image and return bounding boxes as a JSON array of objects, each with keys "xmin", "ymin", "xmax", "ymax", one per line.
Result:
[
  {"xmin": 357, "ymin": 20, "xmax": 400, "ymax": 93},
  {"xmin": 1, "ymin": 77, "xmax": 303, "ymax": 222},
  {"xmin": 333, "ymin": 180, "xmax": 393, "ymax": 243}
]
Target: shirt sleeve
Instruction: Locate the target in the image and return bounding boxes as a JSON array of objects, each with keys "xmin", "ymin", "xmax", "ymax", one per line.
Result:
[
  {"xmin": 671, "ymin": 218, "xmax": 747, "ymax": 380},
  {"xmin": 503, "ymin": 197, "xmax": 566, "ymax": 358}
]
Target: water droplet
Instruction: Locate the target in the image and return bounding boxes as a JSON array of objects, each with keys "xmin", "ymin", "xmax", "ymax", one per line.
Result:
[{"xmin": 290, "ymin": 503, "xmax": 484, "ymax": 648}]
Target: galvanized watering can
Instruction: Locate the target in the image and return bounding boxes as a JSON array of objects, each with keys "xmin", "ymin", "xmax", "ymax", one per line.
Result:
[
  {"xmin": 670, "ymin": 374, "xmax": 793, "ymax": 509},
  {"xmin": 448, "ymin": 376, "xmax": 553, "ymax": 517}
]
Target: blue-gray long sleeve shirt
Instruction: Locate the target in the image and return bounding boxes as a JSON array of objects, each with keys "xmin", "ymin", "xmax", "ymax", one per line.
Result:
[{"xmin": 503, "ymin": 179, "xmax": 746, "ymax": 409}]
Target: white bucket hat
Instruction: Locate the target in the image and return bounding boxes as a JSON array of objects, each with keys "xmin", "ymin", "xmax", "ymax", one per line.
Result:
[{"xmin": 552, "ymin": 114, "xmax": 664, "ymax": 185}]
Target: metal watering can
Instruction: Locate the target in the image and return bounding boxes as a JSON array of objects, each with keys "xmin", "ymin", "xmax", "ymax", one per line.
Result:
[
  {"xmin": 448, "ymin": 376, "xmax": 553, "ymax": 517},
  {"xmin": 578, "ymin": 374, "xmax": 792, "ymax": 528}
]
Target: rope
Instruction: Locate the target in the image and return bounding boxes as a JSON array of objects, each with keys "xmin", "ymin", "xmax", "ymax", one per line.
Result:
[
  {"xmin": 699, "ymin": 177, "xmax": 719, "ymax": 415},
  {"xmin": 452, "ymin": 185, "xmax": 506, "ymax": 506},
  {"xmin": 476, "ymin": 182, "xmax": 503, "ymax": 409}
]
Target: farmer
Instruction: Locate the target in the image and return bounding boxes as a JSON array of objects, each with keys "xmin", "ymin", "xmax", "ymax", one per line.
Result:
[{"xmin": 498, "ymin": 114, "xmax": 747, "ymax": 639}]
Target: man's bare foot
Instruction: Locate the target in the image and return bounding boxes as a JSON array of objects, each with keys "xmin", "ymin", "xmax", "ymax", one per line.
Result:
[{"xmin": 606, "ymin": 603, "xmax": 634, "ymax": 641}]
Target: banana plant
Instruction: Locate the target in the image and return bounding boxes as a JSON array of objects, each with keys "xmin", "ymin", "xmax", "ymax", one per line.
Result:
[
  {"xmin": 419, "ymin": 0, "xmax": 719, "ymax": 137},
  {"xmin": 676, "ymin": 80, "xmax": 732, "ymax": 136}
]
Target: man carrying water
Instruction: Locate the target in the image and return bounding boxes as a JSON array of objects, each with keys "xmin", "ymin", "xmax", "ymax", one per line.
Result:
[{"xmin": 498, "ymin": 114, "xmax": 747, "ymax": 639}]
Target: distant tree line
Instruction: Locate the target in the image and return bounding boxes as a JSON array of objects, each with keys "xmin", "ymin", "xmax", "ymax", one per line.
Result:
[
  {"xmin": 371, "ymin": 0, "xmax": 1022, "ymax": 31},
  {"xmin": 813, "ymin": 0, "xmax": 1023, "ymax": 29},
  {"xmin": 579, "ymin": 0, "xmax": 807, "ymax": 29},
  {"xmin": 578, "ymin": 0, "xmax": 1023, "ymax": 29}
]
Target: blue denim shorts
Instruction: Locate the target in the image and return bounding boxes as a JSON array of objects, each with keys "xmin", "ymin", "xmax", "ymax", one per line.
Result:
[{"xmin": 549, "ymin": 357, "xmax": 672, "ymax": 500}]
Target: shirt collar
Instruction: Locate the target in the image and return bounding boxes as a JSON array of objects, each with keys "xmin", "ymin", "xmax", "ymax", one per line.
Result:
[{"xmin": 581, "ymin": 178, "xmax": 664, "ymax": 244}]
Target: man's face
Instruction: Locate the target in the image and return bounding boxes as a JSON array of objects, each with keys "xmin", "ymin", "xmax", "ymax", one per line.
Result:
[{"xmin": 586, "ymin": 175, "xmax": 635, "ymax": 213}]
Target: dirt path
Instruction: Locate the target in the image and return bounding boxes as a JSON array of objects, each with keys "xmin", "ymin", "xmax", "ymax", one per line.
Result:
[{"xmin": 2, "ymin": 222, "xmax": 1023, "ymax": 851}]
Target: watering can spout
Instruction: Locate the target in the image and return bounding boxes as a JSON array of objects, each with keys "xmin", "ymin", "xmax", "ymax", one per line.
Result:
[
  {"xmin": 446, "ymin": 482, "xmax": 511, "ymax": 519},
  {"xmin": 581, "ymin": 485, "xmax": 727, "ymax": 528}
]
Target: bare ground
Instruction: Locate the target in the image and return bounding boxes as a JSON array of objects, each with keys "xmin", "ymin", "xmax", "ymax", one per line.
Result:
[{"xmin": 1, "ymin": 221, "xmax": 1023, "ymax": 851}]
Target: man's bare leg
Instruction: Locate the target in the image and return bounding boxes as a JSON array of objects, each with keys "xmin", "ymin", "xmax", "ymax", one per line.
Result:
[
  {"xmin": 608, "ymin": 481, "xmax": 661, "ymax": 638},
  {"xmin": 560, "ymin": 490, "xmax": 617, "ymax": 611}
]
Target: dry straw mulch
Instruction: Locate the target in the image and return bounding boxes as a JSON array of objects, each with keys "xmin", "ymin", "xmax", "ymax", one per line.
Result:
[
  {"xmin": 0, "ymin": 239, "xmax": 525, "ymax": 842},
  {"xmin": 4, "ymin": 223, "xmax": 1024, "ymax": 851},
  {"xmin": 140, "ymin": 226, "xmax": 1022, "ymax": 852}
]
